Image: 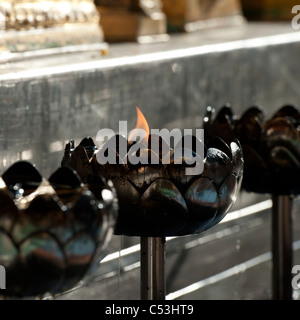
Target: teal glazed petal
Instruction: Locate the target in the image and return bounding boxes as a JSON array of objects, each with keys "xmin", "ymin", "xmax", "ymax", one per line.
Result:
[
  {"xmin": 63, "ymin": 233, "xmax": 96, "ymax": 291},
  {"xmin": 136, "ymin": 178, "xmax": 188, "ymax": 237},
  {"xmin": 203, "ymin": 148, "xmax": 233, "ymax": 189},
  {"xmin": 13, "ymin": 195, "xmax": 65, "ymax": 243},
  {"xmin": 208, "ymin": 137, "xmax": 232, "ymax": 159},
  {"xmin": 19, "ymin": 232, "xmax": 66, "ymax": 268},
  {"xmin": 17, "ymin": 232, "xmax": 67, "ymax": 297},
  {"xmin": 208, "ymin": 174, "xmax": 238, "ymax": 228},
  {"xmin": 184, "ymin": 177, "xmax": 218, "ymax": 234},
  {"xmin": 65, "ymin": 234, "xmax": 95, "ymax": 265}
]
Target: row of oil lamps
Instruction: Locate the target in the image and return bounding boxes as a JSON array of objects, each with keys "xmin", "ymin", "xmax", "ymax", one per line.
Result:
[{"xmin": 0, "ymin": 104, "xmax": 299, "ymax": 298}]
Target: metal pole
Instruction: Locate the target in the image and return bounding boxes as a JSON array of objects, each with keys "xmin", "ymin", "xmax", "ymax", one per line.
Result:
[
  {"xmin": 140, "ymin": 237, "xmax": 166, "ymax": 300},
  {"xmin": 272, "ymin": 195, "xmax": 293, "ymax": 300}
]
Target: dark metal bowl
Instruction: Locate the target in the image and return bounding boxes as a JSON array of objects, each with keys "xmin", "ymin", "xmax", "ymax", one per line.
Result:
[
  {"xmin": 62, "ymin": 135, "xmax": 243, "ymax": 237},
  {"xmin": 0, "ymin": 161, "xmax": 118, "ymax": 298},
  {"xmin": 204, "ymin": 104, "xmax": 300, "ymax": 195}
]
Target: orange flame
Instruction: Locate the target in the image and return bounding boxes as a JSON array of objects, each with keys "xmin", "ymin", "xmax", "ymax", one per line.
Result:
[{"xmin": 128, "ymin": 107, "xmax": 150, "ymax": 145}]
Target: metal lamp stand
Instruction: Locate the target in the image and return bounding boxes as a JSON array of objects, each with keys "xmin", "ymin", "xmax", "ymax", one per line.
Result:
[
  {"xmin": 272, "ymin": 195, "xmax": 294, "ymax": 300},
  {"xmin": 140, "ymin": 237, "xmax": 166, "ymax": 300}
]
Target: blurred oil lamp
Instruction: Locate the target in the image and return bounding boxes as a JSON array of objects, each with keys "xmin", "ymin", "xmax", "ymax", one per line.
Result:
[
  {"xmin": 94, "ymin": 0, "xmax": 169, "ymax": 43},
  {"xmin": 161, "ymin": 0, "xmax": 245, "ymax": 33},
  {"xmin": 0, "ymin": 0, "xmax": 106, "ymax": 57},
  {"xmin": 0, "ymin": 161, "xmax": 118, "ymax": 298},
  {"xmin": 203, "ymin": 104, "xmax": 300, "ymax": 300},
  {"xmin": 62, "ymin": 106, "xmax": 244, "ymax": 300}
]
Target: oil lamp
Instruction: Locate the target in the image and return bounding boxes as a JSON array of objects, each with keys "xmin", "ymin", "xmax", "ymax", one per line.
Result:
[
  {"xmin": 0, "ymin": 161, "xmax": 118, "ymax": 298},
  {"xmin": 203, "ymin": 104, "xmax": 300, "ymax": 300},
  {"xmin": 62, "ymin": 107, "xmax": 244, "ymax": 300}
]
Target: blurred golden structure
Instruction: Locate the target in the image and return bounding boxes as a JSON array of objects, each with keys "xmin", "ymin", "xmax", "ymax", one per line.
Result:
[
  {"xmin": 161, "ymin": 0, "xmax": 245, "ymax": 32},
  {"xmin": 95, "ymin": 0, "xmax": 169, "ymax": 43},
  {"xmin": 0, "ymin": 1, "xmax": 105, "ymax": 54}
]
